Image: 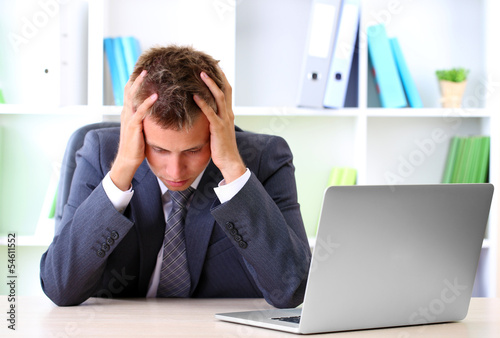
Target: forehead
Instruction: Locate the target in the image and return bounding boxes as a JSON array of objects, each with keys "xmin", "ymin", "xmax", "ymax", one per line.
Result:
[{"xmin": 143, "ymin": 115, "xmax": 210, "ymax": 150}]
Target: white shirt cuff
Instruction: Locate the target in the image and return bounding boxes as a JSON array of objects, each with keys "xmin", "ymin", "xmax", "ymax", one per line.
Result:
[
  {"xmin": 102, "ymin": 172, "xmax": 134, "ymax": 213},
  {"xmin": 214, "ymin": 168, "xmax": 251, "ymax": 204}
]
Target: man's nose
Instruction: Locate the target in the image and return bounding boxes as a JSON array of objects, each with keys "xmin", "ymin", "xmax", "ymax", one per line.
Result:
[{"xmin": 166, "ymin": 154, "xmax": 184, "ymax": 178}]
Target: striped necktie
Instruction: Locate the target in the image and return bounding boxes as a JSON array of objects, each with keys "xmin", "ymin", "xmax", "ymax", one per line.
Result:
[{"xmin": 157, "ymin": 187, "xmax": 195, "ymax": 298}]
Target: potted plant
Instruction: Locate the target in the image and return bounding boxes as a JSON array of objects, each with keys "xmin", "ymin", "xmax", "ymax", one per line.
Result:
[{"xmin": 435, "ymin": 68, "xmax": 469, "ymax": 108}]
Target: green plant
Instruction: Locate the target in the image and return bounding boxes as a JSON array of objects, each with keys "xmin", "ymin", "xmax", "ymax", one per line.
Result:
[{"xmin": 435, "ymin": 68, "xmax": 469, "ymax": 82}]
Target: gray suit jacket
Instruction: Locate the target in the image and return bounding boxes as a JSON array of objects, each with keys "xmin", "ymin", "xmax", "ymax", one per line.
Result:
[{"xmin": 40, "ymin": 126, "xmax": 311, "ymax": 307}]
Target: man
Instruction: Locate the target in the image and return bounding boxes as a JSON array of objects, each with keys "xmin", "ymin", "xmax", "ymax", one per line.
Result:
[{"xmin": 40, "ymin": 45, "xmax": 311, "ymax": 308}]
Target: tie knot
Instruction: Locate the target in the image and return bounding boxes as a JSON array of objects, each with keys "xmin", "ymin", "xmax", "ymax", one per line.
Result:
[{"xmin": 168, "ymin": 187, "xmax": 195, "ymax": 208}]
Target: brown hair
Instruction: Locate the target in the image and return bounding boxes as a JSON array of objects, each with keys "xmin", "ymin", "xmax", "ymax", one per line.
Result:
[{"xmin": 130, "ymin": 45, "xmax": 224, "ymax": 130}]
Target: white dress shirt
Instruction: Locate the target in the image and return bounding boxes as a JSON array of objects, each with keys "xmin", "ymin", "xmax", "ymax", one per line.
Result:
[{"xmin": 102, "ymin": 167, "xmax": 251, "ymax": 297}]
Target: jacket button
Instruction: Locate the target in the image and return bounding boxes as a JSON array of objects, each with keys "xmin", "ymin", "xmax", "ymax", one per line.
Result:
[
  {"xmin": 234, "ymin": 235, "xmax": 242, "ymax": 242},
  {"xmin": 101, "ymin": 243, "xmax": 110, "ymax": 251},
  {"xmin": 110, "ymin": 231, "xmax": 119, "ymax": 240},
  {"xmin": 225, "ymin": 222, "xmax": 234, "ymax": 230},
  {"xmin": 96, "ymin": 250, "xmax": 105, "ymax": 258},
  {"xmin": 239, "ymin": 241, "xmax": 248, "ymax": 249},
  {"xmin": 230, "ymin": 228, "xmax": 239, "ymax": 236},
  {"xmin": 106, "ymin": 237, "xmax": 114, "ymax": 245}
]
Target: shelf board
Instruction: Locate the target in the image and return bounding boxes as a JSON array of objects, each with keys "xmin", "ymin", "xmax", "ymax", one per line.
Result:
[
  {"xmin": 236, "ymin": 106, "xmax": 492, "ymax": 118},
  {"xmin": 361, "ymin": 107, "xmax": 492, "ymax": 118},
  {"xmin": 0, "ymin": 104, "xmax": 492, "ymax": 118},
  {"xmin": 235, "ymin": 106, "xmax": 361, "ymax": 117},
  {"xmin": 0, "ymin": 104, "xmax": 114, "ymax": 116}
]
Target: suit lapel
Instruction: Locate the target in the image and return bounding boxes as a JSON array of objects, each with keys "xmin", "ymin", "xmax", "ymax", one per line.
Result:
[
  {"xmin": 128, "ymin": 161, "xmax": 166, "ymax": 294},
  {"xmin": 185, "ymin": 160, "xmax": 222, "ymax": 292}
]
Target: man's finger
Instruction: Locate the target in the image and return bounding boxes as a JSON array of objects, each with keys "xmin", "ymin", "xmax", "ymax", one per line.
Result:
[
  {"xmin": 134, "ymin": 93, "xmax": 158, "ymax": 121},
  {"xmin": 193, "ymin": 94, "xmax": 218, "ymax": 123},
  {"xmin": 200, "ymin": 72, "xmax": 227, "ymax": 117},
  {"xmin": 123, "ymin": 70, "xmax": 148, "ymax": 115},
  {"xmin": 218, "ymin": 67, "xmax": 233, "ymax": 109},
  {"xmin": 130, "ymin": 70, "xmax": 147, "ymax": 93}
]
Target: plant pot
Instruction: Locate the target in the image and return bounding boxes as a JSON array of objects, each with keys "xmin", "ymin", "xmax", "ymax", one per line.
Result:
[{"xmin": 439, "ymin": 80, "xmax": 467, "ymax": 108}]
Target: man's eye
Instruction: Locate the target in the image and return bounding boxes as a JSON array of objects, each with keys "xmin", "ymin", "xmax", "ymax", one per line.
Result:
[
  {"xmin": 153, "ymin": 147, "xmax": 165, "ymax": 153},
  {"xmin": 189, "ymin": 149, "xmax": 201, "ymax": 155}
]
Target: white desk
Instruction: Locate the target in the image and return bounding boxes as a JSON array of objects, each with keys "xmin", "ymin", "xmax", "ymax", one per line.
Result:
[{"xmin": 1, "ymin": 296, "xmax": 499, "ymax": 337}]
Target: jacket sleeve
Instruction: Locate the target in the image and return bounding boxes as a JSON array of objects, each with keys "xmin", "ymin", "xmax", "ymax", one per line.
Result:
[
  {"xmin": 39, "ymin": 130, "xmax": 134, "ymax": 306},
  {"xmin": 210, "ymin": 135, "xmax": 311, "ymax": 308}
]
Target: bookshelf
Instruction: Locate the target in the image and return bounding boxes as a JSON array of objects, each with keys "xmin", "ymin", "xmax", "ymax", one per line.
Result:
[{"xmin": 0, "ymin": 0, "xmax": 498, "ymax": 298}]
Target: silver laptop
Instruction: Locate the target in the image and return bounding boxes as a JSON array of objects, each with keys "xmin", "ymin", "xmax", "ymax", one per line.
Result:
[{"xmin": 216, "ymin": 184, "xmax": 494, "ymax": 334}]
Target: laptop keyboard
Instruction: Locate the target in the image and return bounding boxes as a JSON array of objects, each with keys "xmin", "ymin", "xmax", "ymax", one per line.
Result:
[{"xmin": 271, "ymin": 316, "xmax": 301, "ymax": 324}]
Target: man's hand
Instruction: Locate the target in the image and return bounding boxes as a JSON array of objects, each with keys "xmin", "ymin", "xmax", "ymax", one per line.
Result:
[
  {"xmin": 110, "ymin": 70, "xmax": 158, "ymax": 191},
  {"xmin": 193, "ymin": 70, "xmax": 246, "ymax": 184}
]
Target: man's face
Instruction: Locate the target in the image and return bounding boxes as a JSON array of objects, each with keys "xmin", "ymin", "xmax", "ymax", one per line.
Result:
[{"xmin": 143, "ymin": 114, "xmax": 211, "ymax": 191}]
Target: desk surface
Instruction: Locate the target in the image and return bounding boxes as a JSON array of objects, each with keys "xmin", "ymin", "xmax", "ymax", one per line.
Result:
[{"xmin": 1, "ymin": 296, "xmax": 499, "ymax": 337}]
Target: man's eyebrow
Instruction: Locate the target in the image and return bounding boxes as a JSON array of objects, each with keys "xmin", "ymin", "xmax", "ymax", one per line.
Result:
[
  {"xmin": 146, "ymin": 140, "xmax": 208, "ymax": 152},
  {"xmin": 182, "ymin": 141, "xmax": 209, "ymax": 152}
]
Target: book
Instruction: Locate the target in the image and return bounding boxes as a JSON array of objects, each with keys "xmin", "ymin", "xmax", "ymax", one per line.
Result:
[
  {"xmin": 104, "ymin": 38, "xmax": 124, "ymax": 105},
  {"xmin": 389, "ymin": 37, "xmax": 423, "ymax": 108},
  {"xmin": 120, "ymin": 36, "xmax": 142, "ymax": 79},
  {"xmin": 0, "ymin": 89, "xmax": 5, "ymax": 103},
  {"xmin": 476, "ymin": 137, "xmax": 490, "ymax": 183},
  {"xmin": 314, "ymin": 166, "xmax": 357, "ymax": 234},
  {"xmin": 297, "ymin": 0, "xmax": 343, "ymax": 108},
  {"xmin": 442, "ymin": 136, "xmax": 490, "ymax": 184},
  {"xmin": 0, "ymin": 127, "xmax": 2, "ymax": 170},
  {"xmin": 464, "ymin": 137, "xmax": 480, "ymax": 183},
  {"xmin": 366, "ymin": 24, "xmax": 407, "ymax": 108},
  {"xmin": 441, "ymin": 136, "xmax": 459, "ymax": 184},
  {"xmin": 328, "ymin": 167, "xmax": 357, "ymax": 186},
  {"xmin": 112, "ymin": 38, "xmax": 129, "ymax": 103},
  {"xmin": 104, "ymin": 37, "xmax": 139, "ymax": 106},
  {"xmin": 343, "ymin": 31, "xmax": 359, "ymax": 107},
  {"xmin": 455, "ymin": 136, "xmax": 472, "ymax": 183},
  {"xmin": 323, "ymin": 0, "xmax": 360, "ymax": 109},
  {"xmin": 48, "ymin": 189, "xmax": 57, "ymax": 219}
]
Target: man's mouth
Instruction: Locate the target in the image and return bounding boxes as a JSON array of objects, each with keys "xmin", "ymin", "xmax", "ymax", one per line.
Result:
[{"xmin": 164, "ymin": 179, "xmax": 189, "ymax": 188}]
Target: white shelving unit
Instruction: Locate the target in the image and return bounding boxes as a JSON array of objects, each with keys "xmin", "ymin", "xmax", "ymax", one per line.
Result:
[{"xmin": 0, "ymin": 0, "xmax": 498, "ymax": 297}]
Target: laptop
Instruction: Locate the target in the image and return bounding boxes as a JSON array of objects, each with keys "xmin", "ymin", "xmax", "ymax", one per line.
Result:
[{"xmin": 216, "ymin": 184, "xmax": 494, "ymax": 334}]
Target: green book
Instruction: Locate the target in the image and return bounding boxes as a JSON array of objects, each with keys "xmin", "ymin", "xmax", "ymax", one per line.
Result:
[
  {"xmin": 464, "ymin": 137, "xmax": 479, "ymax": 183},
  {"xmin": 469, "ymin": 137, "xmax": 483, "ymax": 183},
  {"xmin": 450, "ymin": 137, "xmax": 466, "ymax": 183},
  {"xmin": 327, "ymin": 167, "xmax": 343, "ymax": 186},
  {"xmin": 476, "ymin": 136, "xmax": 490, "ymax": 183},
  {"xmin": 48, "ymin": 189, "xmax": 57, "ymax": 219},
  {"xmin": 458, "ymin": 137, "xmax": 474, "ymax": 183},
  {"xmin": 0, "ymin": 89, "xmax": 5, "ymax": 104},
  {"xmin": 339, "ymin": 168, "xmax": 357, "ymax": 185},
  {"xmin": 327, "ymin": 167, "xmax": 357, "ymax": 186},
  {"xmin": 442, "ymin": 137, "xmax": 459, "ymax": 183}
]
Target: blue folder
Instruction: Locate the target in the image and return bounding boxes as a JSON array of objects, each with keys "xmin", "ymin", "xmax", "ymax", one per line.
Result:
[
  {"xmin": 120, "ymin": 37, "xmax": 142, "ymax": 79},
  {"xmin": 390, "ymin": 38, "xmax": 423, "ymax": 108},
  {"xmin": 367, "ymin": 24, "xmax": 407, "ymax": 108},
  {"xmin": 104, "ymin": 38, "xmax": 125, "ymax": 106}
]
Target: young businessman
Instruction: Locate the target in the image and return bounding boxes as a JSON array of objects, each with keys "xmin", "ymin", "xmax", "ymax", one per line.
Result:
[{"xmin": 40, "ymin": 45, "xmax": 311, "ymax": 307}]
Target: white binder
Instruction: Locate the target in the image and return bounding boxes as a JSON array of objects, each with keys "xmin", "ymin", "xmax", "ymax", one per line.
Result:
[
  {"xmin": 5, "ymin": 0, "xmax": 61, "ymax": 105},
  {"xmin": 297, "ymin": 0, "xmax": 343, "ymax": 108},
  {"xmin": 323, "ymin": 0, "xmax": 360, "ymax": 108}
]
